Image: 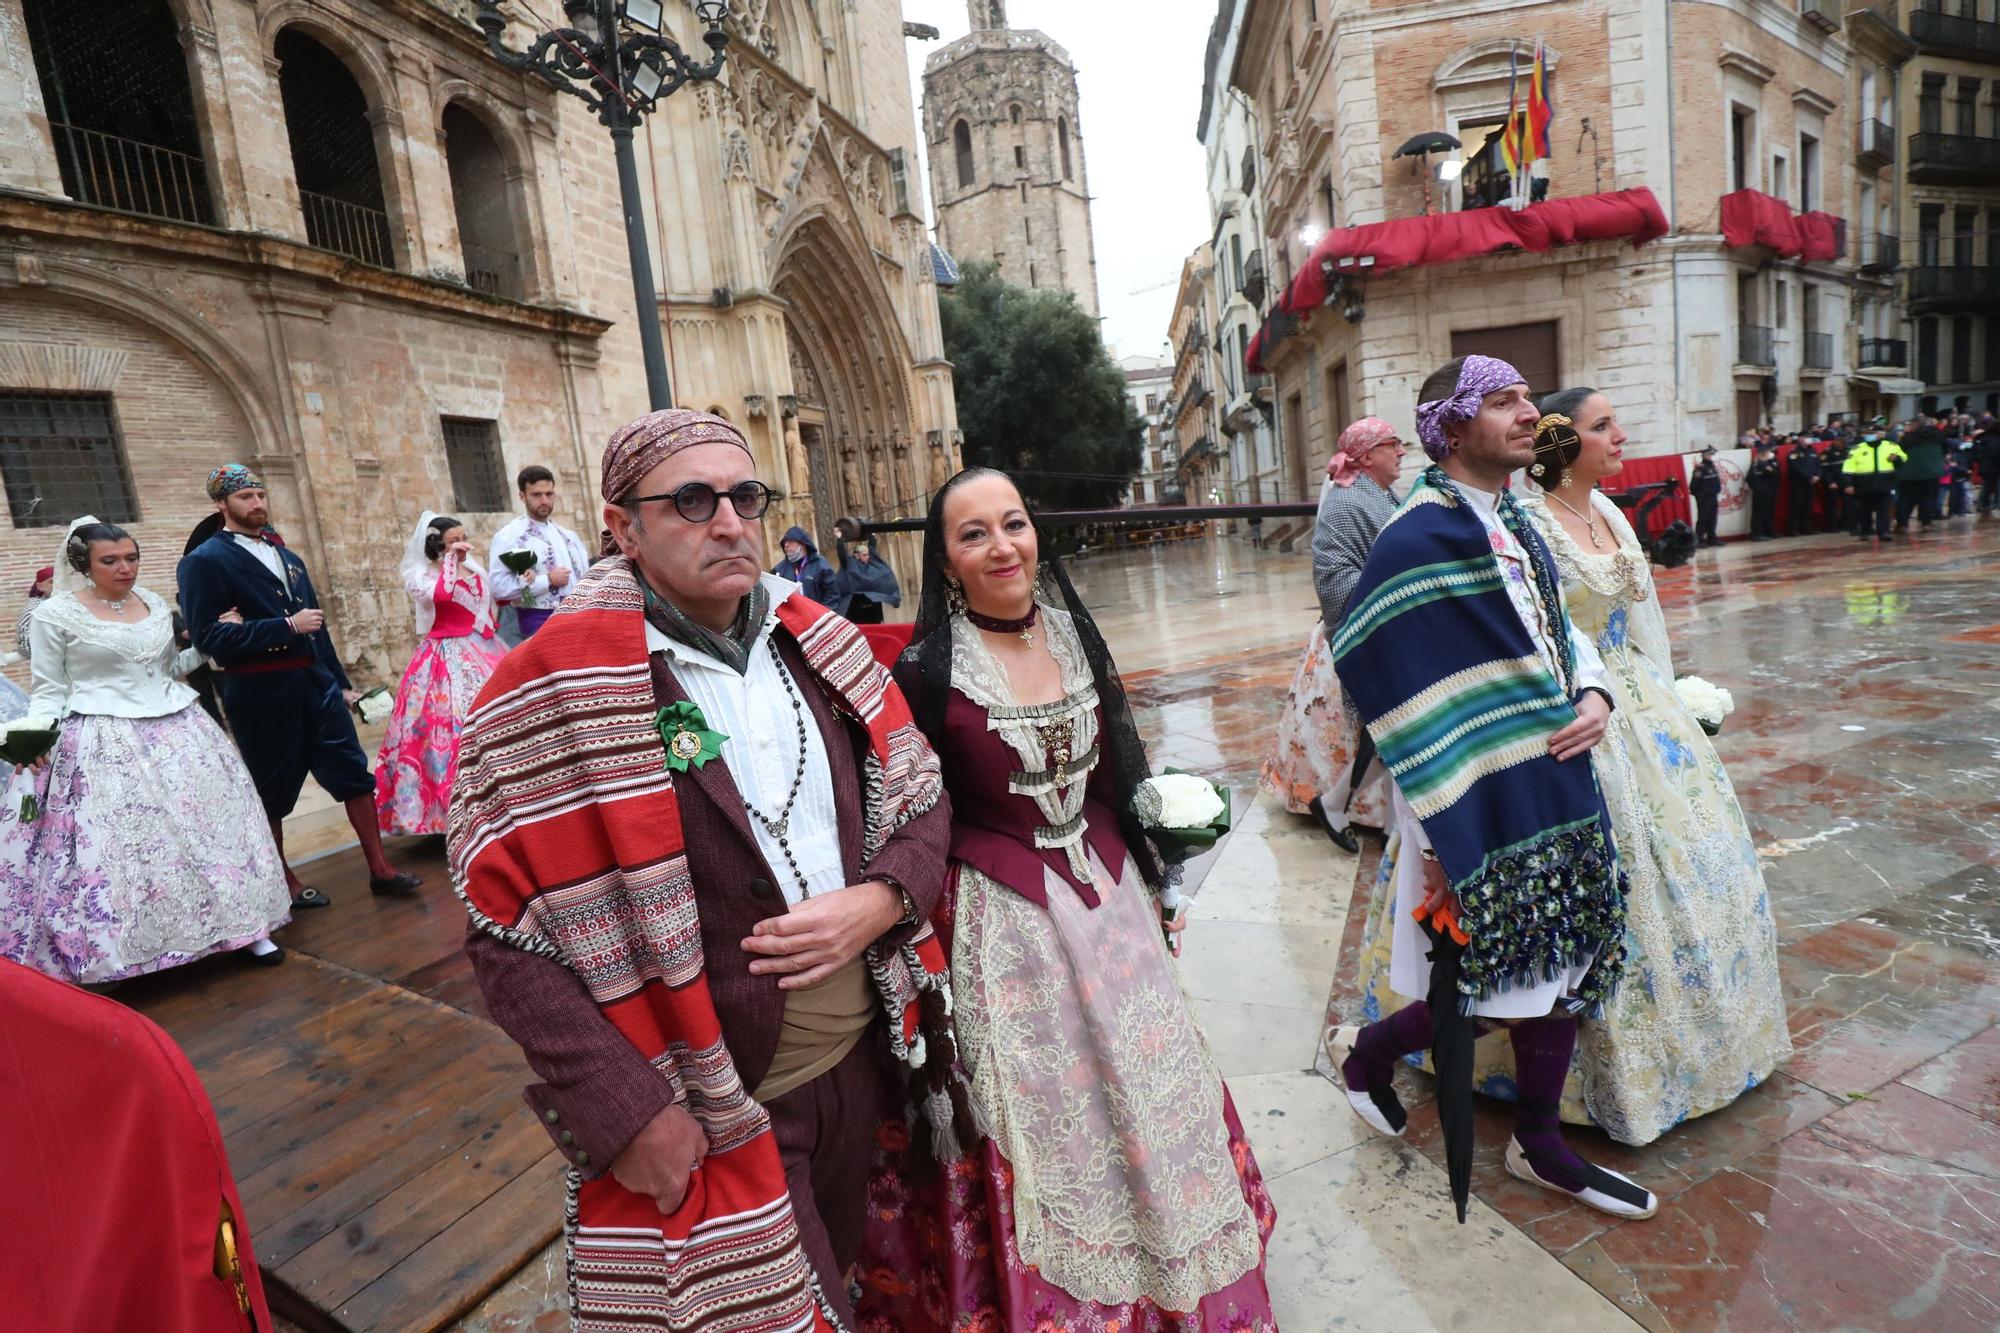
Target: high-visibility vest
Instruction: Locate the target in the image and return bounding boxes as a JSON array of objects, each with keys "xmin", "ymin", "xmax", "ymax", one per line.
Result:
[{"xmin": 1842, "ymin": 439, "xmax": 1906, "ymax": 476}]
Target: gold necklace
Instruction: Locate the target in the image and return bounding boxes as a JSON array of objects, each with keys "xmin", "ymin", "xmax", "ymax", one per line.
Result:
[{"xmin": 1547, "ymin": 491, "xmax": 1603, "ymax": 549}]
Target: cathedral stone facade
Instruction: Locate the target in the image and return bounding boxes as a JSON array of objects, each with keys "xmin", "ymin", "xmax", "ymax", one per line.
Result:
[
  {"xmin": 0, "ymin": 0, "xmax": 957, "ymax": 682},
  {"xmin": 922, "ymin": 1, "xmax": 1100, "ymax": 318}
]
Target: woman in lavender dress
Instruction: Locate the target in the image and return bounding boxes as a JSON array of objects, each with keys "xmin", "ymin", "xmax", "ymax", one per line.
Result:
[{"xmin": 0, "ymin": 518, "xmax": 289, "ymax": 982}]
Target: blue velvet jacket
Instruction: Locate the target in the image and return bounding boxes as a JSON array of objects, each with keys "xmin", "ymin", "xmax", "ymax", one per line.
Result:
[{"xmin": 177, "ymin": 530, "xmax": 351, "ymax": 689}]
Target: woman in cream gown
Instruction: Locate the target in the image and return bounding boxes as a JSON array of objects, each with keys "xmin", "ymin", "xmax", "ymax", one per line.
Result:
[{"xmin": 1348, "ymin": 390, "xmax": 1791, "ymax": 1144}]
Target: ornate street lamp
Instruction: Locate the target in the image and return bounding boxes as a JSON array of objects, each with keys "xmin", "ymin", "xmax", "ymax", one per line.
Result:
[{"xmin": 475, "ymin": 1, "xmax": 731, "ymax": 409}]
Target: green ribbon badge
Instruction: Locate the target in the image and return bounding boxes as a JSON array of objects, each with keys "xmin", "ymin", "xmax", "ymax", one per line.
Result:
[{"xmin": 655, "ymin": 701, "xmax": 728, "ymax": 772}]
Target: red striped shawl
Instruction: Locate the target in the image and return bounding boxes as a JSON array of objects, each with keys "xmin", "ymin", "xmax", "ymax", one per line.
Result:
[{"xmin": 450, "ymin": 559, "xmax": 951, "ymax": 1332}]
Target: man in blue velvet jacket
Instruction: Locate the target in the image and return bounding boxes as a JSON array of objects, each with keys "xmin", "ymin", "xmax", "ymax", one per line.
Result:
[{"xmin": 177, "ymin": 465, "xmax": 419, "ymax": 909}]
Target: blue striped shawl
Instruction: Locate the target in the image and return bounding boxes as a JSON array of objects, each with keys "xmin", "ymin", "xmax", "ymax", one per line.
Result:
[{"xmin": 1331, "ymin": 469, "xmax": 1626, "ymax": 1011}]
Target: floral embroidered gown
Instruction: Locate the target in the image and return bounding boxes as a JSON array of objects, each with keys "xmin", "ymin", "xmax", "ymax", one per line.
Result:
[
  {"xmin": 1347, "ymin": 491, "xmax": 1791, "ymax": 1144},
  {"xmin": 862, "ymin": 606, "xmax": 1277, "ymax": 1332},
  {"xmin": 374, "ymin": 555, "xmax": 505, "ymax": 837},
  {"xmin": 0, "ymin": 588, "xmax": 290, "ymax": 983}
]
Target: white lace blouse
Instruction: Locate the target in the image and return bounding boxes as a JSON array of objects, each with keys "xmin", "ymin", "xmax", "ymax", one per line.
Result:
[{"xmin": 28, "ymin": 589, "xmax": 204, "ymax": 720}]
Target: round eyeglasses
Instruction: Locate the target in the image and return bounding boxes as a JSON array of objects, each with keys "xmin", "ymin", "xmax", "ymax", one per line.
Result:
[{"xmin": 625, "ymin": 480, "xmax": 779, "ymax": 523}]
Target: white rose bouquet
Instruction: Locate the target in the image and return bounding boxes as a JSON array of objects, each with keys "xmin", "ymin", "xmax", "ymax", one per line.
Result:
[
  {"xmin": 352, "ymin": 685, "xmax": 394, "ymax": 727},
  {"xmin": 1133, "ymin": 770, "xmax": 1232, "ymax": 956},
  {"xmin": 0, "ymin": 714, "xmax": 61, "ymax": 820},
  {"xmin": 1674, "ymin": 675, "xmax": 1735, "ymax": 736}
]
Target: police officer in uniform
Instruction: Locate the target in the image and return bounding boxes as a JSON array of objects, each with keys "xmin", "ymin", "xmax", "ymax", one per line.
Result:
[
  {"xmin": 1842, "ymin": 428, "xmax": 1907, "ymax": 542},
  {"xmin": 1690, "ymin": 446, "xmax": 1723, "ymax": 548},
  {"xmin": 1785, "ymin": 436, "xmax": 1822, "ymax": 536},
  {"xmin": 1747, "ymin": 442, "xmax": 1781, "ymax": 540}
]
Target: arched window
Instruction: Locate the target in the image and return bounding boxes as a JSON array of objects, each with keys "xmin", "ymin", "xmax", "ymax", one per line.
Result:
[
  {"xmin": 442, "ymin": 102, "xmax": 521, "ymax": 299},
  {"xmin": 22, "ymin": 0, "xmax": 214, "ymax": 224},
  {"xmin": 954, "ymin": 119, "xmax": 975, "ymax": 188},
  {"xmin": 1057, "ymin": 116, "xmax": 1073, "ymax": 181},
  {"xmin": 275, "ymin": 27, "xmax": 393, "ymax": 267}
]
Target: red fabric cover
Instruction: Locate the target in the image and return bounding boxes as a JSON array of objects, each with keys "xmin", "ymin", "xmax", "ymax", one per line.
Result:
[
  {"xmin": 1601, "ymin": 454, "xmax": 1692, "ymax": 544},
  {"xmin": 1280, "ymin": 187, "xmax": 1670, "ymax": 314},
  {"xmin": 1245, "ymin": 325, "xmax": 1268, "ymax": 374},
  {"xmin": 1797, "ymin": 211, "xmax": 1844, "ymax": 262},
  {"xmin": 1720, "ymin": 189, "xmax": 1801, "ymax": 253},
  {"xmin": 858, "ymin": 620, "xmax": 914, "ymax": 670},
  {"xmin": 0, "ymin": 959, "xmax": 272, "ymax": 1331}
]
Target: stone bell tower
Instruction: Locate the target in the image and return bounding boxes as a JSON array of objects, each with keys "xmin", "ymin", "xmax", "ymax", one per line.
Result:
[{"xmin": 922, "ymin": 2, "xmax": 1101, "ymax": 319}]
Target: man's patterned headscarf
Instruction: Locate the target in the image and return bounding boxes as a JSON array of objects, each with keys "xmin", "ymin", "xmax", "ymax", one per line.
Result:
[
  {"xmin": 1327, "ymin": 417, "xmax": 1400, "ymax": 487},
  {"xmin": 1413, "ymin": 356, "xmax": 1527, "ymax": 462},
  {"xmin": 206, "ymin": 463, "xmax": 264, "ymax": 501},
  {"xmin": 600, "ymin": 408, "xmax": 753, "ymax": 504}
]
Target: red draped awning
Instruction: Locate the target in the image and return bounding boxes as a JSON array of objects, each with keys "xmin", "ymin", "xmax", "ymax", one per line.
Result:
[
  {"xmin": 1278, "ymin": 187, "xmax": 1670, "ymax": 315},
  {"xmin": 1720, "ymin": 189, "xmax": 1846, "ymax": 261}
]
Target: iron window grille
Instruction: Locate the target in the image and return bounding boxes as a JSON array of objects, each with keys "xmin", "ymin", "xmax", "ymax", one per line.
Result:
[
  {"xmin": 0, "ymin": 392, "xmax": 141, "ymax": 528},
  {"xmin": 441, "ymin": 416, "xmax": 509, "ymax": 513}
]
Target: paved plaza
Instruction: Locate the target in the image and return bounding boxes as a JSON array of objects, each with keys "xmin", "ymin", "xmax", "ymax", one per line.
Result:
[{"xmin": 126, "ymin": 520, "xmax": 2000, "ymax": 1332}]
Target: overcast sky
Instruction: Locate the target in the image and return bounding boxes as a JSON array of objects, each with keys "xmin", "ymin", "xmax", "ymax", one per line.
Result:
[{"xmin": 902, "ymin": 0, "xmax": 1218, "ymax": 361}]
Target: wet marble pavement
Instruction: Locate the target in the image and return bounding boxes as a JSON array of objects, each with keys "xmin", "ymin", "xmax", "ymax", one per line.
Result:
[{"xmin": 1074, "ymin": 521, "xmax": 2000, "ymax": 1333}]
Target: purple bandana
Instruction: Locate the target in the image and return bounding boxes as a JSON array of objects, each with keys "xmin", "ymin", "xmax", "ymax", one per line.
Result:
[{"xmin": 1414, "ymin": 356, "xmax": 1527, "ymax": 461}]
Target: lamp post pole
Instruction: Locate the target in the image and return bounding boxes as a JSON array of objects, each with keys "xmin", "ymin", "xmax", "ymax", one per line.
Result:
[{"xmin": 475, "ymin": 0, "xmax": 731, "ymax": 411}]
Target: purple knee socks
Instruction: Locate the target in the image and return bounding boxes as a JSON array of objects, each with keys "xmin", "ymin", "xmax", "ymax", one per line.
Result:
[
  {"xmin": 1341, "ymin": 1002, "xmax": 1434, "ymax": 1135},
  {"xmin": 1508, "ymin": 1014, "xmax": 1589, "ymax": 1188}
]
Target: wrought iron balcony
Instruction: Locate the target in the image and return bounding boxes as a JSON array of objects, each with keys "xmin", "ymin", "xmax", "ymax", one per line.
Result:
[
  {"xmin": 1909, "ymin": 264, "xmax": 2000, "ymax": 312},
  {"xmin": 1857, "ymin": 337, "xmax": 1908, "ymax": 368},
  {"xmin": 48, "ymin": 122, "xmax": 214, "ymax": 227},
  {"xmin": 1856, "ymin": 118, "xmax": 1896, "ymax": 168},
  {"xmin": 1859, "ymin": 233, "xmax": 1900, "ymax": 274},
  {"xmin": 1910, "ymin": 8, "xmax": 2000, "ymax": 64},
  {"xmin": 1800, "ymin": 0, "xmax": 1840, "ymax": 32},
  {"xmin": 300, "ymin": 190, "xmax": 394, "ymax": 267},
  {"xmin": 1241, "ymin": 249, "xmax": 1268, "ymax": 309},
  {"xmin": 1804, "ymin": 331, "xmax": 1833, "ymax": 370},
  {"xmin": 1737, "ymin": 324, "xmax": 1775, "ymax": 367},
  {"xmin": 1908, "ymin": 132, "xmax": 2000, "ymax": 186}
]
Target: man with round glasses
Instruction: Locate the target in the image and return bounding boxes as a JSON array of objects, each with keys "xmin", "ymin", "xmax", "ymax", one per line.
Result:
[{"xmin": 453, "ymin": 408, "xmax": 957, "ymax": 1329}]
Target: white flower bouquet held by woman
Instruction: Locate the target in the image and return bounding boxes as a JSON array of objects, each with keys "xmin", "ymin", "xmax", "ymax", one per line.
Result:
[
  {"xmin": 353, "ymin": 685, "xmax": 394, "ymax": 727},
  {"xmin": 1133, "ymin": 771, "xmax": 1232, "ymax": 956},
  {"xmin": 1674, "ymin": 676, "xmax": 1735, "ymax": 736},
  {"xmin": 0, "ymin": 714, "xmax": 61, "ymax": 819}
]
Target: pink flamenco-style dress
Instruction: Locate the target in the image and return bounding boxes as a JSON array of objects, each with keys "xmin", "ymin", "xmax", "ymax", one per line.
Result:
[
  {"xmin": 860, "ymin": 606, "xmax": 1277, "ymax": 1333},
  {"xmin": 374, "ymin": 554, "xmax": 504, "ymax": 836}
]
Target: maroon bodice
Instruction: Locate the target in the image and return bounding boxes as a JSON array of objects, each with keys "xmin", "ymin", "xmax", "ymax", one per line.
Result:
[{"xmin": 935, "ymin": 687, "xmax": 1128, "ymax": 909}]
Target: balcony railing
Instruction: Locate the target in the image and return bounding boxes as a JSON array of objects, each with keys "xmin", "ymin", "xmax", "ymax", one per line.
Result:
[
  {"xmin": 1856, "ymin": 118, "xmax": 1896, "ymax": 167},
  {"xmin": 1241, "ymin": 249, "xmax": 1268, "ymax": 309},
  {"xmin": 1910, "ymin": 8, "xmax": 2000, "ymax": 64},
  {"xmin": 1801, "ymin": 0, "xmax": 1840, "ymax": 32},
  {"xmin": 1908, "ymin": 132, "xmax": 2000, "ymax": 185},
  {"xmin": 1859, "ymin": 233, "xmax": 1900, "ymax": 273},
  {"xmin": 1858, "ymin": 336, "xmax": 1908, "ymax": 367},
  {"xmin": 460, "ymin": 241, "xmax": 519, "ymax": 299},
  {"xmin": 49, "ymin": 122, "xmax": 214, "ymax": 227},
  {"xmin": 1737, "ymin": 324, "xmax": 1775, "ymax": 367},
  {"xmin": 1804, "ymin": 331, "xmax": 1833, "ymax": 369},
  {"xmin": 1909, "ymin": 264, "xmax": 2000, "ymax": 310},
  {"xmin": 300, "ymin": 189, "xmax": 394, "ymax": 268}
]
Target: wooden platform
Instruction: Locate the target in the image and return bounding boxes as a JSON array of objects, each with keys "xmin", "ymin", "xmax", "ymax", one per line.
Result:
[{"xmin": 120, "ymin": 839, "xmax": 560, "ymax": 1332}]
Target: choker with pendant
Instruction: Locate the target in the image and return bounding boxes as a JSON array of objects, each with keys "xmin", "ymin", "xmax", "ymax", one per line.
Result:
[{"xmin": 964, "ymin": 602, "xmax": 1039, "ymax": 646}]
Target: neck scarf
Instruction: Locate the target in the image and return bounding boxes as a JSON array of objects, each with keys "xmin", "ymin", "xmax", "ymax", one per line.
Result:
[
  {"xmin": 1414, "ymin": 356, "xmax": 1526, "ymax": 461},
  {"xmin": 1331, "ymin": 464, "xmax": 1626, "ymax": 1012},
  {"xmin": 638, "ymin": 572, "xmax": 769, "ymax": 675}
]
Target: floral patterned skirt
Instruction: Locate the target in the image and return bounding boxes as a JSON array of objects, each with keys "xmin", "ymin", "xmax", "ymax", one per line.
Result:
[
  {"xmin": 1259, "ymin": 621, "xmax": 1390, "ymax": 828},
  {"xmin": 856, "ymin": 849, "xmax": 1278, "ymax": 1331},
  {"xmin": 375, "ymin": 632, "xmax": 505, "ymax": 837},
  {"xmin": 0, "ymin": 704, "xmax": 290, "ymax": 984}
]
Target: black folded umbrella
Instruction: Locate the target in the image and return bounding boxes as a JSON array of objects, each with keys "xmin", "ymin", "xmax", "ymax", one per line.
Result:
[
  {"xmin": 1422, "ymin": 920, "xmax": 1475, "ymax": 1223},
  {"xmin": 1341, "ymin": 727, "xmax": 1377, "ymax": 817}
]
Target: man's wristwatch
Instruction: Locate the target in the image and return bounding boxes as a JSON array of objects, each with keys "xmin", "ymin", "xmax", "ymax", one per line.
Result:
[{"xmin": 885, "ymin": 879, "xmax": 919, "ymax": 927}]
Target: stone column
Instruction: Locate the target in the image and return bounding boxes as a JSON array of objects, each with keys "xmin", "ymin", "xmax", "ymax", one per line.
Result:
[{"xmin": 0, "ymin": 0, "xmax": 66, "ymax": 198}]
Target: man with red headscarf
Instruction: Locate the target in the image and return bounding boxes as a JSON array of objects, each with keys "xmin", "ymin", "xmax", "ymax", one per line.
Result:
[{"xmin": 453, "ymin": 409, "xmax": 961, "ymax": 1331}]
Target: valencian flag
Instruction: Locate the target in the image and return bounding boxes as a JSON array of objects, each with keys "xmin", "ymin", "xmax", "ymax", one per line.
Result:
[{"xmin": 1526, "ymin": 38, "xmax": 1554, "ymax": 161}]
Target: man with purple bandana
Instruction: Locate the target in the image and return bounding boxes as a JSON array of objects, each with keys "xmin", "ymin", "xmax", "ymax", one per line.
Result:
[{"xmin": 1325, "ymin": 356, "xmax": 1658, "ymax": 1223}]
